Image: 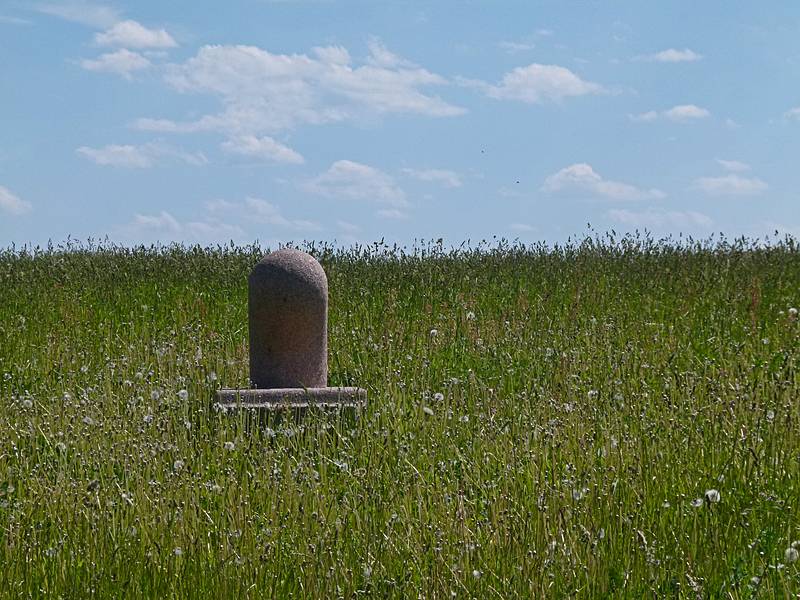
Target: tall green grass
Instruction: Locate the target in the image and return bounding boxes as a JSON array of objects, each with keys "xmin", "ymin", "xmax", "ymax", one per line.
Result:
[{"xmin": 0, "ymin": 235, "xmax": 798, "ymax": 598}]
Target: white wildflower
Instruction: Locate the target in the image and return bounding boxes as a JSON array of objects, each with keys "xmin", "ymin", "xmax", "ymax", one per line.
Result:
[
  {"xmin": 691, "ymin": 498, "xmax": 703, "ymax": 508},
  {"xmin": 224, "ymin": 441, "xmax": 235, "ymax": 451},
  {"xmin": 174, "ymin": 547, "xmax": 183, "ymax": 556},
  {"xmin": 785, "ymin": 547, "xmax": 799, "ymax": 563},
  {"xmin": 177, "ymin": 389, "xmax": 188, "ymax": 401},
  {"xmin": 21, "ymin": 399, "xmax": 33, "ymax": 409},
  {"xmin": 788, "ymin": 307, "xmax": 798, "ymax": 320},
  {"xmin": 466, "ymin": 311, "xmax": 476, "ymax": 321},
  {"xmin": 429, "ymin": 328, "xmax": 438, "ymax": 338},
  {"xmin": 433, "ymin": 392, "xmax": 444, "ymax": 402},
  {"xmin": 173, "ymin": 460, "xmax": 184, "ymax": 471},
  {"xmin": 422, "ymin": 406, "xmax": 434, "ymax": 416},
  {"xmin": 472, "ymin": 569, "xmax": 482, "ymax": 579},
  {"xmin": 143, "ymin": 414, "xmax": 153, "ymax": 424}
]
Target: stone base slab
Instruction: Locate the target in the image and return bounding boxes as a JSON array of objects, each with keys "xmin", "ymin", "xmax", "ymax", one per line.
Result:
[{"xmin": 215, "ymin": 387, "xmax": 366, "ymax": 412}]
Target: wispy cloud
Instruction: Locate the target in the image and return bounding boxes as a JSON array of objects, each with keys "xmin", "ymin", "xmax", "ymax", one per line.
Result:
[
  {"xmin": 304, "ymin": 160, "xmax": 407, "ymax": 209},
  {"xmin": 784, "ymin": 107, "xmax": 800, "ymax": 120},
  {"xmin": 716, "ymin": 159, "xmax": 750, "ymax": 173},
  {"xmin": 497, "ymin": 40, "xmax": 536, "ymax": 54},
  {"xmin": 207, "ymin": 197, "xmax": 320, "ymax": 231},
  {"xmin": 401, "ymin": 168, "xmax": 462, "ymax": 188},
  {"xmin": 134, "ymin": 39, "xmax": 464, "ymax": 141},
  {"xmin": 542, "ymin": 163, "xmax": 665, "ymax": 201},
  {"xmin": 635, "ymin": 48, "xmax": 702, "ymax": 63},
  {"xmin": 220, "ymin": 135, "xmax": 304, "ymax": 164},
  {"xmin": 0, "ymin": 15, "xmax": 33, "ymax": 25},
  {"xmin": 459, "ymin": 63, "xmax": 603, "ymax": 104},
  {"xmin": 80, "ymin": 49, "xmax": 151, "ymax": 79},
  {"xmin": 94, "ymin": 20, "xmax": 177, "ymax": 49},
  {"xmin": 34, "ymin": 1, "xmax": 120, "ymax": 28},
  {"xmin": 694, "ymin": 174, "xmax": 768, "ymax": 196},
  {"xmin": 76, "ymin": 142, "xmax": 207, "ymax": 168},
  {"xmin": 630, "ymin": 104, "xmax": 710, "ymax": 122},
  {"xmin": 509, "ymin": 223, "xmax": 536, "ymax": 232},
  {"xmin": 0, "ymin": 185, "xmax": 32, "ymax": 215},
  {"xmin": 608, "ymin": 208, "xmax": 712, "ymax": 229},
  {"xmin": 122, "ymin": 196, "xmax": 320, "ymax": 245}
]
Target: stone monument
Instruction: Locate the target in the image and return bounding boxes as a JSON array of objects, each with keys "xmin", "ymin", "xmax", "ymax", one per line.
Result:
[{"xmin": 216, "ymin": 248, "xmax": 366, "ymax": 415}]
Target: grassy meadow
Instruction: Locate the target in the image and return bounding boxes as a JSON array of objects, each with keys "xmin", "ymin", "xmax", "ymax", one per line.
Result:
[{"xmin": 0, "ymin": 235, "xmax": 799, "ymax": 598}]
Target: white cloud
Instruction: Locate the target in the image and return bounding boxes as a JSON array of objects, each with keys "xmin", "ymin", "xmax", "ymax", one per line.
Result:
[
  {"xmin": 134, "ymin": 40, "xmax": 464, "ymax": 138},
  {"xmin": 541, "ymin": 163, "xmax": 666, "ymax": 201},
  {"xmin": 336, "ymin": 220, "xmax": 360, "ymax": 234},
  {"xmin": 401, "ymin": 168, "xmax": 462, "ymax": 188},
  {"xmin": 80, "ymin": 49, "xmax": 151, "ymax": 79},
  {"xmin": 207, "ymin": 197, "xmax": 321, "ymax": 231},
  {"xmin": 631, "ymin": 104, "xmax": 710, "ymax": 123},
  {"xmin": 76, "ymin": 142, "xmax": 207, "ymax": 168},
  {"xmin": 509, "ymin": 223, "xmax": 536, "ymax": 232},
  {"xmin": 461, "ymin": 63, "xmax": 603, "ymax": 104},
  {"xmin": 34, "ymin": 1, "xmax": 120, "ymax": 28},
  {"xmin": 608, "ymin": 208, "xmax": 712, "ymax": 229},
  {"xmin": 637, "ymin": 48, "xmax": 702, "ymax": 63},
  {"xmin": 220, "ymin": 135, "xmax": 304, "ymax": 164},
  {"xmin": 94, "ymin": 20, "xmax": 177, "ymax": 49},
  {"xmin": 498, "ymin": 40, "xmax": 536, "ymax": 54},
  {"xmin": 0, "ymin": 185, "xmax": 32, "ymax": 215},
  {"xmin": 784, "ymin": 107, "xmax": 800, "ymax": 120},
  {"xmin": 376, "ymin": 208, "xmax": 408, "ymax": 220},
  {"xmin": 304, "ymin": 160, "xmax": 407, "ymax": 207},
  {"xmin": 77, "ymin": 144, "xmax": 152, "ymax": 167},
  {"xmin": 122, "ymin": 195, "xmax": 323, "ymax": 244},
  {"xmin": 716, "ymin": 159, "xmax": 750, "ymax": 172},
  {"xmin": 0, "ymin": 15, "xmax": 32, "ymax": 25},
  {"xmin": 127, "ymin": 210, "xmax": 246, "ymax": 244},
  {"xmin": 694, "ymin": 174, "xmax": 768, "ymax": 196},
  {"xmin": 664, "ymin": 104, "xmax": 710, "ymax": 121}
]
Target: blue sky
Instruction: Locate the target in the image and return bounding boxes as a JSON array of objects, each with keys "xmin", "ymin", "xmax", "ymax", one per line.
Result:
[{"xmin": 2, "ymin": 1, "xmax": 799, "ymax": 248}]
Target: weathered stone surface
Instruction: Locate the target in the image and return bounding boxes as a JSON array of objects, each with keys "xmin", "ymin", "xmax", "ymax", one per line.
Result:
[{"xmin": 248, "ymin": 248, "xmax": 328, "ymax": 389}]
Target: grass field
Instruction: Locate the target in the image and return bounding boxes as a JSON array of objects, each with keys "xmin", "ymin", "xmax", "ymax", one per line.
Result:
[{"xmin": 1, "ymin": 235, "xmax": 799, "ymax": 598}]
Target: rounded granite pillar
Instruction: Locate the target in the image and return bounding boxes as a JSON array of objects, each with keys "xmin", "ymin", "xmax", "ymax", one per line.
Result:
[{"xmin": 248, "ymin": 248, "xmax": 328, "ymax": 389}]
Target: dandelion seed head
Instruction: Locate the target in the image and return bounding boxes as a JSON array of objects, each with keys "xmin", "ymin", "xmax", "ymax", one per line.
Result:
[
  {"xmin": 705, "ymin": 489, "xmax": 721, "ymax": 503},
  {"xmin": 422, "ymin": 406, "xmax": 434, "ymax": 416},
  {"xmin": 177, "ymin": 389, "xmax": 188, "ymax": 401},
  {"xmin": 173, "ymin": 459, "xmax": 184, "ymax": 471},
  {"xmin": 143, "ymin": 414, "xmax": 153, "ymax": 424},
  {"xmin": 785, "ymin": 547, "xmax": 799, "ymax": 563},
  {"xmin": 174, "ymin": 547, "xmax": 183, "ymax": 556},
  {"xmin": 433, "ymin": 392, "xmax": 444, "ymax": 402},
  {"xmin": 472, "ymin": 569, "xmax": 482, "ymax": 579},
  {"xmin": 429, "ymin": 328, "xmax": 438, "ymax": 338},
  {"xmin": 691, "ymin": 498, "xmax": 703, "ymax": 508},
  {"xmin": 224, "ymin": 441, "xmax": 235, "ymax": 451}
]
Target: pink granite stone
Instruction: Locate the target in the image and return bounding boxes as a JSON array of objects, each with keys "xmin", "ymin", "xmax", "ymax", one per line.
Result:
[{"xmin": 248, "ymin": 248, "xmax": 328, "ymax": 389}]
